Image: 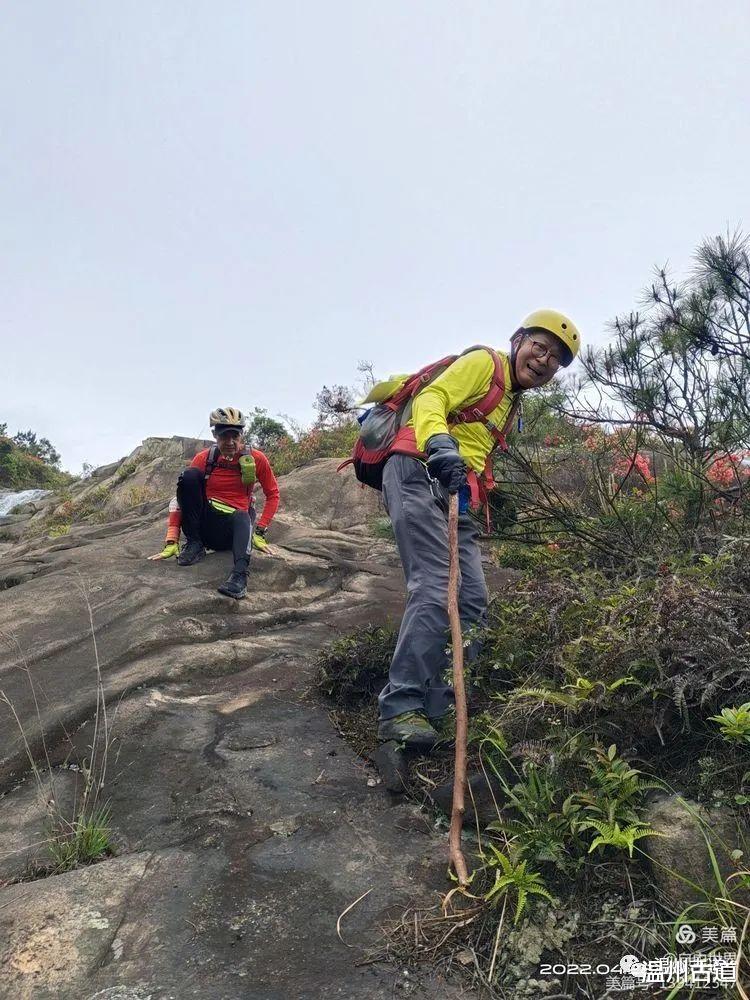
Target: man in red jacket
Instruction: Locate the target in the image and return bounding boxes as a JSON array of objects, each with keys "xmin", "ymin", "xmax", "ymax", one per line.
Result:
[{"xmin": 149, "ymin": 407, "xmax": 280, "ymax": 599}]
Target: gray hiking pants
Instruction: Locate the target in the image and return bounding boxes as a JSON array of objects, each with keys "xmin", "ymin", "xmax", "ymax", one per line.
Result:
[{"xmin": 378, "ymin": 454, "xmax": 488, "ymax": 721}]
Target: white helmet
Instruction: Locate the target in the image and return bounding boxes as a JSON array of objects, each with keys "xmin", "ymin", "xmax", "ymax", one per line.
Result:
[{"xmin": 209, "ymin": 407, "xmax": 245, "ymax": 432}]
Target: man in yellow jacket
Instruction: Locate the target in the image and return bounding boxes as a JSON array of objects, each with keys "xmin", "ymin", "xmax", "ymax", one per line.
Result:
[{"xmin": 377, "ymin": 310, "xmax": 581, "ymax": 747}]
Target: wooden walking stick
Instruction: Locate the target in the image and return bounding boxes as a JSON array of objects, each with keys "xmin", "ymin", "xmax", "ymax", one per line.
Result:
[{"xmin": 447, "ymin": 492, "xmax": 470, "ymax": 885}]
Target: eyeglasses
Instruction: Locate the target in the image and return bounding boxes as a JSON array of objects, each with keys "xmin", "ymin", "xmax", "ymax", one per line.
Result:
[{"xmin": 527, "ymin": 337, "xmax": 563, "ymax": 371}]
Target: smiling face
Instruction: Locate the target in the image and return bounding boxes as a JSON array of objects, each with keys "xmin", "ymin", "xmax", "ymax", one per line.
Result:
[
  {"xmin": 512, "ymin": 330, "xmax": 567, "ymax": 389},
  {"xmin": 214, "ymin": 428, "xmax": 243, "ymax": 459}
]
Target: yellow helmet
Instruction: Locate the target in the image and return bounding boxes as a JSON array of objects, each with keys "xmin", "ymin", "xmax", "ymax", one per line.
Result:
[
  {"xmin": 209, "ymin": 407, "xmax": 245, "ymax": 431},
  {"xmin": 519, "ymin": 309, "xmax": 581, "ymax": 366}
]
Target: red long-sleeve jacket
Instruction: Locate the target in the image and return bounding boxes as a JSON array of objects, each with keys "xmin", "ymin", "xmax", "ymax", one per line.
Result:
[{"xmin": 164, "ymin": 448, "xmax": 280, "ymax": 543}]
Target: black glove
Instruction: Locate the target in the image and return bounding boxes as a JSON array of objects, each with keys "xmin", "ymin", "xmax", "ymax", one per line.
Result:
[
  {"xmin": 254, "ymin": 525, "xmax": 267, "ymax": 538},
  {"xmin": 425, "ymin": 434, "xmax": 467, "ymax": 494}
]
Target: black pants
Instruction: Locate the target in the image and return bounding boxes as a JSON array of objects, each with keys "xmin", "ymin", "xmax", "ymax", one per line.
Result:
[{"xmin": 177, "ymin": 467, "xmax": 255, "ymax": 573}]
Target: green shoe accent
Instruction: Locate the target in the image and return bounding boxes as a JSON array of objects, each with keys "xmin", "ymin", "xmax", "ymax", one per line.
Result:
[{"xmin": 377, "ymin": 712, "xmax": 439, "ymax": 748}]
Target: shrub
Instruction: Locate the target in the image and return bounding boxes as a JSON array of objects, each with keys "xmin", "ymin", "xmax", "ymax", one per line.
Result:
[
  {"xmin": 266, "ymin": 423, "xmax": 359, "ymax": 476},
  {"xmin": 114, "ymin": 459, "xmax": 141, "ymax": 483},
  {"xmin": 39, "ymin": 484, "xmax": 114, "ymax": 536},
  {"xmin": 69, "ymin": 485, "xmax": 111, "ymax": 521},
  {"xmin": 0, "ymin": 437, "xmax": 69, "ymax": 490},
  {"xmin": 493, "ymin": 539, "xmax": 566, "ymax": 572},
  {"xmin": 123, "ymin": 485, "xmax": 156, "ymax": 508},
  {"xmin": 316, "ymin": 624, "xmax": 397, "ymax": 707},
  {"xmin": 474, "ymin": 546, "xmax": 750, "ymax": 740}
]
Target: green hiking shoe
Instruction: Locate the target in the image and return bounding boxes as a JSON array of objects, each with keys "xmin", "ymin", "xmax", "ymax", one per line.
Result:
[{"xmin": 377, "ymin": 711, "xmax": 439, "ymax": 749}]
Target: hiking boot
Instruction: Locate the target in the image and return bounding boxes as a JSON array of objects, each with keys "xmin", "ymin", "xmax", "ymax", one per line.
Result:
[
  {"xmin": 377, "ymin": 712, "xmax": 439, "ymax": 749},
  {"xmin": 177, "ymin": 539, "xmax": 206, "ymax": 566},
  {"xmin": 217, "ymin": 570, "xmax": 247, "ymax": 600}
]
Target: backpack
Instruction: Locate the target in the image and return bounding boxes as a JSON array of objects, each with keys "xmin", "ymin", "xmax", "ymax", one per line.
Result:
[{"xmin": 338, "ymin": 345, "xmax": 518, "ymax": 492}]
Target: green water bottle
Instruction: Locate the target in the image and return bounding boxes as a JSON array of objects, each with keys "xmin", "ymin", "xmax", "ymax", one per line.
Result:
[{"xmin": 239, "ymin": 454, "xmax": 256, "ymax": 486}]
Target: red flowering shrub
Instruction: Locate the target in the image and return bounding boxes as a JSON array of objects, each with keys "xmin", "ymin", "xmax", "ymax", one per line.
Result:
[
  {"xmin": 612, "ymin": 453, "xmax": 655, "ymax": 484},
  {"xmin": 706, "ymin": 452, "xmax": 750, "ymax": 488}
]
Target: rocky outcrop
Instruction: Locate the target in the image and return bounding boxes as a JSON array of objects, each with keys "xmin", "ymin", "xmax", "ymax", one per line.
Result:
[
  {"xmin": 0, "ymin": 436, "xmax": 210, "ymax": 560},
  {"xmin": 0, "ymin": 445, "xmax": 467, "ymax": 1000}
]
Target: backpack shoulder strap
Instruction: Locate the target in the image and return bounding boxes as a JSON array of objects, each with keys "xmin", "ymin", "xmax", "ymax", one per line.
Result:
[
  {"xmin": 451, "ymin": 346, "xmax": 505, "ymax": 421},
  {"xmin": 449, "ymin": 346, "xmax": 520, "ymax": 449},
  {"xmin": 208, "ymin": 445, "xmax": 249, "ymax": 476},
  {"xmin": 385, "ymin": 354, "xmax": 459, "ymax": 411},
  {"xmin": 204, "ymin": 445, "xmax": 220, "ymax": 480}
]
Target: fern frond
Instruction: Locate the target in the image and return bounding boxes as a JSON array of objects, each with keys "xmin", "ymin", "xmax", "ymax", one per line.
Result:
[{"xmin": 509, "ymin": 687, "xmax": 580, "ymax": 709}]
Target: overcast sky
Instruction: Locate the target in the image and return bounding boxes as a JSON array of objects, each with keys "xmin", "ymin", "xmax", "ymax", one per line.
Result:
[{"xmin": 2, "ymin": 2, "xmax": 748, "ymax": 472}]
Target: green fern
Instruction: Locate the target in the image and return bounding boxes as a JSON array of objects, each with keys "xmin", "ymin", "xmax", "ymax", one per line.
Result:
[
  {"xmin": 510, "ymin": 677, "xmax": 640, "ymax": 711},
  {"xmin": 583, "ymin": 820, "xmax": 662, "ymax": 858},
  {"xmin": 571, "ymin": 745, "xmax": 662, "ymax": 828},
  {"xmin": 509, "ymin": 687, "xmax": 580, "ymax": 709},
  {"xmin": 564, "ymin": 675, "xmax": 640, "ymax": 697},
  {"xmin": 482, "ymin": 846, "xmax": 554, "ymax": 923}
]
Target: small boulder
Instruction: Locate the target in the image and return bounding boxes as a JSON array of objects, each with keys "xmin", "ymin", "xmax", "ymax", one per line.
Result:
[
  {"xmin": 429, "ymin": 770, "xmax": 506, "ymax": 827},
  {"xmin": 371, "ymin": 742, "xmax": 410, "ymax": 793},
  {"xmin": 643, "ymin": 794, "xmax": 748, "ymax": 910}
]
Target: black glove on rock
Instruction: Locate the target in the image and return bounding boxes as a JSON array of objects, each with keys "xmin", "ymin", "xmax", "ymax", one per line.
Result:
[{"xmin": 425, "ymin": 434, "xmax": 468, "ymax": 494}]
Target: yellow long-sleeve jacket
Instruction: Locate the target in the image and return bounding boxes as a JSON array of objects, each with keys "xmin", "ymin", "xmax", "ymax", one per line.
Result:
[{"xmin": 409, "ymin": 349, "xmax": 517, "ymax": 473}]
